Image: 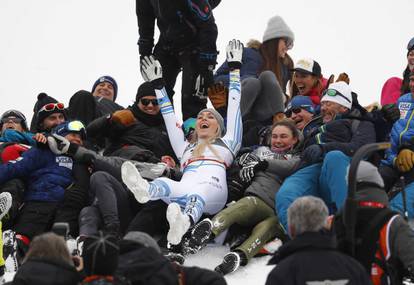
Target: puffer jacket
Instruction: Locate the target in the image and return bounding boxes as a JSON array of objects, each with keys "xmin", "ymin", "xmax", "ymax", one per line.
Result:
[
  {"xmin": 0, "ymin": 147, "xmax": 73, "ymax": 202},
  {"xmin": 383, "ymin": 92, "xmax": 414, "ymax": 166},
  {"xmin": 244, "ymin": 146, "xmax": 301, "ymax": 208}
]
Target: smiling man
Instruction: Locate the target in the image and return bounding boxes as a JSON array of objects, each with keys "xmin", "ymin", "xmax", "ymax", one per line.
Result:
[{"xmin": 285, "ymin": 95, "xmax": 315, "ymax": 131}]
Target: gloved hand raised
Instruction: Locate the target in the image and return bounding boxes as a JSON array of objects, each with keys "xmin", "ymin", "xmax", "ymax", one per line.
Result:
[
  {"xmin": 396, "ymin": 149, "xmax": 414, "ymax": 172},
  {"xmin": 226, "ymin": 39, "xmax": 243, "ymax": 70},
  {"xmin": 111, "ymin": 110, "xmax": 136, "ymax": 127},
  {"xmin": 239, "ymin": 159, "xmax": 268, "ymax": 183},
  {"xmin": 47, "ymin": 134, "xmax": 78, "ymax": 156},
  {"xmin": 140, "ymin": 55, "xmax": 164, "ymax": 89}
]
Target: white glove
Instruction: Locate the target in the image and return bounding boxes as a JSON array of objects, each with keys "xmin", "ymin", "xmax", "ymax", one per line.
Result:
[
  {"xmin": 226, "ymin": 39, "xmax": 243, "ymax": 68},
  {"xmin": 47, "ymin": 134, "xmax": 70, "ymax": 155},
  {"xmin": 140, "ymin": 55, "xmax": 163, "ymax": 82},
  {"xmin": 194, "ymin": 75, "xmax": 208, "ymax": 99}
]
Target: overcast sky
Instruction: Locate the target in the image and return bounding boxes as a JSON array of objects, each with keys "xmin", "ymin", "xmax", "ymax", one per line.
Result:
[{"xmin": 1, "ymin": 0, "xmax": 413, "ymax": 124}]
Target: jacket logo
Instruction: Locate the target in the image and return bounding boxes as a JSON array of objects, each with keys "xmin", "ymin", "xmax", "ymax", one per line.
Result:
[
  {"xmin": 56, "ymin": 156, "xmax": 73, "ymax": 170},
  {"xmin": 399, "ymin": 102, "xmax": 412, "ymax": 119}
]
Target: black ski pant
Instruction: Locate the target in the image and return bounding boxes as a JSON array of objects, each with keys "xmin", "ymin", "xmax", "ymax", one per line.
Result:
[
  {"xmin": 127, "ymin": 200, "xmax": 168, "ymax": 237},
  {"xmin": 154, "ymin": 45, "xmax": 207, "ymax": 120},
  {"xmin": 80, "ymin": 171, "xmax": 132, "ymax": 236}
]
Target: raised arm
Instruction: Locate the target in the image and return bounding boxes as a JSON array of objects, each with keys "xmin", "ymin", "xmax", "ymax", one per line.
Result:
[
  {"xmin": 140, "ymin": 56, "xmax": 187, "ymax": 160},
  {"xmin": 222, "ymin": 40, "xmax": 243, "ymax": 154}
]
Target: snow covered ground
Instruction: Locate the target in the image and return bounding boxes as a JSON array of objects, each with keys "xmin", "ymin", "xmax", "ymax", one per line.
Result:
[{"xmin": 185, "ymin": 245, "xmax": 273, "ymax": 285}]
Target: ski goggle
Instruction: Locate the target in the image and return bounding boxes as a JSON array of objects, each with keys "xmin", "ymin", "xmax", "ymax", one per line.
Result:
[
  {"xmin": 38, "ymin": 102, "xmax": 65, "ymax": 114},
  {"xmin": 322, "ymin": 89, "xmax": 351, "ymax": 104},
  {"xmin": 54, "ymin": 120, "xmax": 87, "ymax": 140},
  {"xmin": 140, "ymin": 98, "xmax": 158, "ymax": 106},
  {"xmin": 1, "ymin": 117, "xmax": 23, "ymax": 124}
]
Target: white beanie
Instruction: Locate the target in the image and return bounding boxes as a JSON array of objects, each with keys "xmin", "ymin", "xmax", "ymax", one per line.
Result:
[
  {"xmin": 321, "ymin": 81, "xmax": 353, "ymax": 109},
  {"xmin": 262, "ymin": 15, "xmax": 294, "ymax": 48}
]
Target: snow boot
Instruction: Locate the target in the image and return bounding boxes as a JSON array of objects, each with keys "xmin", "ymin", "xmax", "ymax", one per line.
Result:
[
  {"xmin": 166, "ymin": 203, "xmax": 191, "ymax": 245},
  {"xmin": 0, "ymin": 192, "xmax": 12, "ymax": 221},
  {"xmin": 186, "ymin": 218, "xmax": 214, "ymax": 254},
  {"xmin": 121, "ymin": 161, "xmax": 150, "ymax": 203},
  {"xmin": 214, "ymin": 251, "xmax": 246, "ymax": 275}
]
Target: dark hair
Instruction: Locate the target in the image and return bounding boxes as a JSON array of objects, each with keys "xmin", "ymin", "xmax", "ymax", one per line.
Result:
[
  {"xmin": 271, "ymin": 119, "xmax": 300, "ymax": 141},
  {"xmin": 23, "ymin": 233, "xmax": 73, "ymax": 266},
  {"xmin": 401, "ymin": 65, "xmax": 411, "ymax": 95},
  {"xmin": 260, "ymin": 38, "xmax": 293, "ymax": 86}
]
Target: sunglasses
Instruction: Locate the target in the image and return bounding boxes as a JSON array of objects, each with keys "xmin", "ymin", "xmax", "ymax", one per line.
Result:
[
  {"xmin": 285, "ymin": 108, "xmax": 303, "ymax": 118},
  {"xmin": 1, "ymin": 117, "xmax": 23, "ymax": 124},
  {"xmin": 38, "ymin": 103, "xmax": 65, "ymax": 114},
  {"xmin": 140, "ymin": 98, "xmax": 158, "ymax": 106},
  {"xmin": 323, "ymin": 89, "xmax": 351, "ymax": 103}
]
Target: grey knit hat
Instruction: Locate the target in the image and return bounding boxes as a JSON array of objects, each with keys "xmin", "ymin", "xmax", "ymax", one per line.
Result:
[
  {"xmin": 123, "ymin": 231, "xmax": 161, "ymax": 253},
  {"xmin": 262, "ymin": 15, "xmax": 294, "ymax": 48},
  {"xmin": 356, "ymin": 161, "xmax": 384, "ymax": 188},
  {"xmin": 353, "ymin": 161, "xmax": 388, "ymax": 206},
  {"xmin": 197, "ymin": 108, "xmax": 226, "ymax": 137}
]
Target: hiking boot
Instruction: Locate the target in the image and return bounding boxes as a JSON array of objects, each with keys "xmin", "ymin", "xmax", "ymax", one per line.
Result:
[
  {"xmin": 121, "ymin": 161, "xmax": 150, "ymax": 203},
  {"xmin": 186, "ymin": 218, "xmax": 213, "ymax": 254},
  {"xmin": 166, "ymin": 203, "xmax": 191, "ymax": 245},
  {"xmin": 0, "ymin": 192, "xmax": 12, "ymax": 221},
  {"xmin": 214, "ymin": 251, "xmax": 246, "ymax": 275}
]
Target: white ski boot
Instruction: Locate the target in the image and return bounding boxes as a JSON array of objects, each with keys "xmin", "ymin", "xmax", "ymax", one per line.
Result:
[
  {"xmin": 0, "ymin": 192, "xmax": 12, "ymax": 221},
  {"xmin": 166, "ymin": 203, "xmax": 191, "ymax": 245},
  {"xmin": 121, "ymin": 161, "xmax": 150, "ymax": 203}
]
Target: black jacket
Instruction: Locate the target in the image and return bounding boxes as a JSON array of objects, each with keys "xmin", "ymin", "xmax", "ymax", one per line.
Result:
[
  {"xmin": 266, "ymin": 231, "xmax": 370, "ymax": 285},
  {"xmin": 13, "ymin": 258, "xmax": 81, "ymax": 285},
  {"xmin": 136, "ymin": 0, "xmax": 218, "ymax": 58},
  {"xmin": 117, "ymin": 240, "xmax": 226, "ymax": 285}
]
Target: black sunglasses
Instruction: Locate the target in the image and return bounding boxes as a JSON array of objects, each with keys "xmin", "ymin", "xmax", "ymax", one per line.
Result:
[
  {"xmin": 285, "ymin": 108, "xmax": 302, "ymax": 118},
  {"xmin": 140, "ymin": 98, "xmax": 158, "ymax": 106}
]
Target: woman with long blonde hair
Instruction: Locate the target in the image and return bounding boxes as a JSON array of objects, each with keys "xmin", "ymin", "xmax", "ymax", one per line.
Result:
[{"xmin": 122, "ymin": 40, "xmax": 243, "ymax": 246}]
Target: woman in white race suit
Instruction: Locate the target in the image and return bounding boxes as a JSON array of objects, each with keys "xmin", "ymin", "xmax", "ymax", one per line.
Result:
[{"xmin": 122, "ymin": 39, "xmax": 243, "ymax": 245}]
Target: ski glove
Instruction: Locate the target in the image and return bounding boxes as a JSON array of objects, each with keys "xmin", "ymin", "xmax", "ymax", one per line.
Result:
[
  {"xmin": 381, "ymin": 103, "xmax": 400, "ymax": 123},
  {"xmin": 47, "ymin": 134, "xmax": 78, "ymax": 156},
  {"xmin": 140, "ymin": 55, "xmax": 164, "ymax": 89},
  {"xmin": 239, "ymin": 159, "xmax": 268, "ymax": 183},
  {"xmin": 208, "ymin": 83, "xmax": 228, "ymax": 109},
  {"xmin": 237, "ymin": 152, "xmax": 261, "ymax": 167},
  {"xmin": 226, "ymin": 39, "xmax": 243, "ymax": 70},
  {"xmin": 396, "ymin": 149, "xmax": 414, "ymax": 172},
  {"xmin": 111, "ymin": 109, "xmax": 136, "ymax": 127},
  {"xmin": 302, "ymin": 144, "xmax": 324, "ymax": 165}
]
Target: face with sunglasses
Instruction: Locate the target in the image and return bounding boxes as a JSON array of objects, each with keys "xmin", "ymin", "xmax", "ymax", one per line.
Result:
[
  {"xmin": 1, "ymin": 117, "xmax": 24, "ymax": 133},
  {"xmin": 285, "ymin": 107, "xmax": 313, "ymax": 130},
  {"xmin": 138, "ymin": 96, "xmax": 160, "ymax": 115}
]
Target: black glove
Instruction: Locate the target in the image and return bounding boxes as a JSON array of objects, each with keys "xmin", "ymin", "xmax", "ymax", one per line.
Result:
[
  {"xmin": 239, "ymin": 159, "xmax": 268, "ymax": 183},
  {"xmin": 237, "ymin": 152, "xmax": 261, "ymax": 167},
  {"xmin": 194, "ymin": 69, "xmax": 214, "ymax": 100},
  {"xmin": 302, "ymin": 144, "xmax": 324, "ymax": 164},
  {"xmin": 381, "ymin": 103, "xmax": 400, "ymax": 123}
]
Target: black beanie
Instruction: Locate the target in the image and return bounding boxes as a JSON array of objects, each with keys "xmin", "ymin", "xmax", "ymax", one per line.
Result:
[
  {"xmin": 82, "ymin": 232, "xmax": 119, "ymax": 276},
  {"xmin": 135, "ymin": 82, "xmax": 156, "ymax": 103},
  {"xmin": 35, "ymin": 93, "xmax": 66, "ymax": 130}
]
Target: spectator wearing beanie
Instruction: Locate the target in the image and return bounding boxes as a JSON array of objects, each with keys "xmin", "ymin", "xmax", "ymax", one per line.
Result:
[
  {"xmin": 82, "ymin": 232, "xmax": 122, "ymax": 285},
  {"xmin": 87, "ymin": 81, "xmax": 175, "ymax": 160},
  {"xmin": 291, "ymin": 58, "xmax": 328, "ymax": 106},
  {"xmin": 91, "ymin": 75, "xmax": 118, "ymax": 102},
  {"xmin": 401, "ymin": 37, "xmax": 414, "ymax": 95},
  {"xmin": 284, "ymin": 95, "xmax": 315, "ymax": 131},
  {"xmin": 30, "ymin": 93, "xmax": 67, "ymax": 133},
  {"xmin": 0, "ymin": 109, "xmax": 36, "ymax": 146}
]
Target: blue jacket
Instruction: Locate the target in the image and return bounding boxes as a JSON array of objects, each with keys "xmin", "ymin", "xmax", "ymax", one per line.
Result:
[
  {"xmin": 383, "ymin": 92, "xmax": 414, "ymax": 166},
  {"xmin": 0, "ymin": 147, "xmax": 73, "ymax": 202},
  {"xmin": 214, "ymin": 47, "xmax": 262, "ymax": 86}
]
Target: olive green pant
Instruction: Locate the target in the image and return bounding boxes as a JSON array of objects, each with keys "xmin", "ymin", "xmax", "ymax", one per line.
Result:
[{"xmin": 211, "ymin": 196, "xmax": 280, "ymax": 261}]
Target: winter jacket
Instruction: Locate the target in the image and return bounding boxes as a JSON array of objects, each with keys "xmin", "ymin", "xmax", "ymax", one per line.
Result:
[
  {"xmin": 215, "ymin": 47, "xmax": 263, "ymax": 86},
  {"xmin": 266, "ymin": 231, "xmax": 371, "ymax": 285},
  {"xmin": 136, "ymin": 0, "xmax": 218, "ymax": 59},
  {"xmin": 244, "ymin": 146, "xmax": 301, "ymax": 208},
  {"xmin": 303, "ymin": 108, "xmax": 376, "ymax": 157},
  {"xmin": 383, "ymin": 92, "xmax": 414, "ymax": 166},
  {"xmin": 12, "ymin": 258, "xmax": 81, "ymax": 285},
  {"xmin": 87, "ymin": 113, "xmax": 175, "ymax": 160},
  {"xmin": 117, "ymin": 240, "xmax": 225, "ymax": 285},
  {"xmin": 293, "ymin": 77, "xmax": 328, "ymax": 106},
  {"xmin": 0, "ymin": 147, "xmax": 73, "ymax": 202},
  {"xmin": 0, "ymin": 129, "xmax": 36, "ymax": 146}
]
